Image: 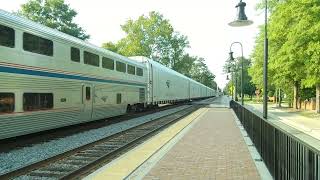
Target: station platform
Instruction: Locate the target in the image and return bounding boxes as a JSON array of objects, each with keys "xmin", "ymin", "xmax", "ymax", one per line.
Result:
[{"xmin": 86, "ymin": 97, "xmax": 268, "ymax": 180}]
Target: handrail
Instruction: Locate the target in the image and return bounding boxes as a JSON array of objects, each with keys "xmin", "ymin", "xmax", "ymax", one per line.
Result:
[{"xmin": 230, "ymin": 100, "xmax": 320, "ymax": 180}]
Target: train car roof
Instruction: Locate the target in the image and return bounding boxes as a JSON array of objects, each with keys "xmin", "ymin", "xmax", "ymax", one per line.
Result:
[{"xmin": 0, "ymin": 9, "xmax": 145, "ymax": 68}]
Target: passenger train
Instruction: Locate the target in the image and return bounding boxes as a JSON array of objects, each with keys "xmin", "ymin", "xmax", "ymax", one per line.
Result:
[{"xmin": 0, "ymin": 9, "xmax": 216, "ymax": 140}]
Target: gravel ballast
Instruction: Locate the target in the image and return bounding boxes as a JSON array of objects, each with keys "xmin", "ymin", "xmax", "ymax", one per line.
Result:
[{"xmin": 0, "ymin": 105, "xmax": 190, "ymax": 174}]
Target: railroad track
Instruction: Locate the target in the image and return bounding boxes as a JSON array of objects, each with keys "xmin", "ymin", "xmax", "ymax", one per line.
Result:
[
  {"xmin": 0, "ymin": 103, "xmax": 181, "ymax": 153},
  {"xmin": 1, "ymin": 104, "xmax": 202, "ymax": 180}
]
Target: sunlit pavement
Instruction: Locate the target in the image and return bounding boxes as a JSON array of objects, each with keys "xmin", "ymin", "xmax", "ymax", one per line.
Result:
[
  {"xmin": 87, "ymin": 96, "xmax": 268, "ymax": 180},
  {"xmin": 245, "ymin": 103, "xmax": 320, "ymax": 141}
]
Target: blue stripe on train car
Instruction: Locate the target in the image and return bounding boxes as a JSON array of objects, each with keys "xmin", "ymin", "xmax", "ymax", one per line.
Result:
[{"xmin": 0, "ymin": 65, "xmax": 146, "ymax": 87}]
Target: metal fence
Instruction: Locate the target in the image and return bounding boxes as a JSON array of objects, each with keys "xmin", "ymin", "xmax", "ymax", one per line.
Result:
[{"xmin": 230, "ymin": 100, "xmax": 320, "ymax": 180}]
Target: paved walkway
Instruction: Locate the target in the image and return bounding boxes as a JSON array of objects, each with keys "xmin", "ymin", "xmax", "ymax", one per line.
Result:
[
  {"xmin": 144, "ymin": 100, "xmax": 260, "ymax": 179},
  {"xmin": 87, "ymin": 97, "xmax": 266, "ymax": 180},
  {"xmin": 245, "ymin": 103, "xmax": 320, "ymax": 141}
]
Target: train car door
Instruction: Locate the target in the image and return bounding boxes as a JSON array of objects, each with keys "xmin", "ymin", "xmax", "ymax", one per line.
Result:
[
  {"xmin": 188, "ymin": 80, "xmax": 191, "ymax": 100},
  {"xmin": 146, "ymin": 61, "xmax": 154, "ymax": 104},
  {"xmin": 150, "ymin": 64, "xmax": 154, "ymax": 102},
  {"xmin": 82, "ymin": 84, "xmax": 93, "ymax": 120}
]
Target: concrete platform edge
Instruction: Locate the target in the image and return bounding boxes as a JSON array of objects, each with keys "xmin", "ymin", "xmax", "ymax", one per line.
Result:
[
  {"xmin": 230, "ymin": 110, "xmax": 273, "ymax": 180},
  {"xmin": 126, "ymin": 108, "xmax": 208, "ymax": 179},
  {"xmin": 84, "ymin": 108, "xmax": 208, "ymax": 180}
]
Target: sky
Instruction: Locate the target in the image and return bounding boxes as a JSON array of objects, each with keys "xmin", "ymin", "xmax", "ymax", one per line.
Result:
[{"xmin": 1, "ymin": 0, "xmax": 265, "ymax": 89}]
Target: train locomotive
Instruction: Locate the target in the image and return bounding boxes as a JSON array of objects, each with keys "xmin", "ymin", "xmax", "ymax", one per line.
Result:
[{"xmin": 0, "ymin": 9, "xmax": 216, "ymax": 140}]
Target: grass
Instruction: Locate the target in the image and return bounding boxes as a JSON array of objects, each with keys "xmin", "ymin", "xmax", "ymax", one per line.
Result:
[{"xmin": 298, "ymin": 111, "xmax": 320, "ymax": 119}]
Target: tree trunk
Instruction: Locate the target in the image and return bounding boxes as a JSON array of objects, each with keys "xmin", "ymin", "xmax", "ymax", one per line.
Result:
[
  {"xmin": 234, "ymin": 78, "xmax": 238, "ymax": 101},
  {"xmin": 317, "ymin": 84, "xmax": 320, "ymax": 113},
  {"xmin": 293, "ymin": 81, "xmax": 299, "ymax": 109},
  {"xmin": 278, "ymin": 88, "xmax": 282, "ymax": 107},
  {"xmin": 275, "ymin": 89, "xmax": 278, "ymax": 105}
]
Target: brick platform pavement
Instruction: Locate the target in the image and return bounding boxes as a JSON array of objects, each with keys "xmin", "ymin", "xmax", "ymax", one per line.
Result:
[{"xmin": 144, "ymin": 108, "xmax": 260, "ymax": 180}]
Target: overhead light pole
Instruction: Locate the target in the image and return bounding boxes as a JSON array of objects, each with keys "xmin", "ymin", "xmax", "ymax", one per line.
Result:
[
  {"xmin": 262, "ymin": 0, "xmax": 268, "ymax": 119},
  {"xmin": 228, "ymin": 0, "xmax": 253, "ymax": 27},
  {"xmin": 229, "ymin": 1, "xmax": 272, "ymax": 115},
  {"xmin": 229, "ymin": 42, "xmax": 244, "ymax": 106}
]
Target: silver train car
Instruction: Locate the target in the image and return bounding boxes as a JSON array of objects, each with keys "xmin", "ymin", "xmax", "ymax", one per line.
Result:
[{"xmin": 0, "ymin": 9, "xmax": 215, "ymax": 140}]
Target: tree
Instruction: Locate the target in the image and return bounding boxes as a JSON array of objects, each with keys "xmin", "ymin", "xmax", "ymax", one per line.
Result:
[
  {"xmin": 103, "ymin": 11, "xmax": 217, "ymax": 89},
  {"xmin": 250, "ymin": 0, "xmax": 320, "ymax": 110},
  {"xmin": 223, "ymin": 81, "xmax": 234, "ymax": 97},
  {"xmin": 19, "ymin": 0, "xmax": 90, "ymax": 40},
  {"xmin": 248, "ymin": 26, "xmax": 266, "ymax": 89},
  {"xmin": 102, "ymin": 42, "xmax": 119, "ymax": 53},
  {"xmin": 189, "ymin": 57, "xmax": 216, "ymax": 89},
  {"xmin": 173, "ymin": 54, "xmax": 196, "ymax": 78},
  {"xmin": 103, "ymin": 11, "xmax": 189, "ymax": 68},
  {"xmin": 241, "ymin": 59, "xmax": 256, "ymax": 98},
  {"xmin": 224, "ymin": 57, "xmax": 256, "ymax": 98},
  {"xmin": 295, "ymin": 1, "xmax": 320, "ymax": 113},
  {"xmin": 173, "ymin": 54, "xmax": 216, "ymax": 89},
  {"xmin": 256, "ymin": 0, "xmax": 284, "ymax": 12}
]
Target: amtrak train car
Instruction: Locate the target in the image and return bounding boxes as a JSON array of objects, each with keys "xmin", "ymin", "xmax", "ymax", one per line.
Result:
[
  {"xmin": 130, "ymin": 56, "xmax": 191, "ymax": 104},
  {"xmin": 129, "ymin": 56, "xmax": 216, "ymax": 104},
  {"xmin": 0, "ymin": 9, "xmax": 215, "ymax": 140}
]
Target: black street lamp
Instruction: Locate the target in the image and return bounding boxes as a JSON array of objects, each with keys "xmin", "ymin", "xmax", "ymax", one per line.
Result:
[
  {"xmin": 262, "ymin": 0, "xmax": 268, "ymax": 119},
  {"xmin": 229, "ymin": 0, "xmax": 268, "ymax": 118},
  {"xmin": 229, "ymin": 42, "xmax": 244, "ymax": 106},
  {"xmin": 229, "ymin": 0, "xmax": 253, "ymax": 27}
]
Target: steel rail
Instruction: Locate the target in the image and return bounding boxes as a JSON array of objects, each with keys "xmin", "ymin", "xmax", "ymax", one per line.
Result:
[{"xmin": 0, "ymin": 104, "xmax": 203, "ymax": 179}]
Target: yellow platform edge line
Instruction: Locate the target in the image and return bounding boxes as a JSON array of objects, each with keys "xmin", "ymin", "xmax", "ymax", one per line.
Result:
[{"xmin": 89, "ymin": 107, "xmax": 209, "ymax": 180}]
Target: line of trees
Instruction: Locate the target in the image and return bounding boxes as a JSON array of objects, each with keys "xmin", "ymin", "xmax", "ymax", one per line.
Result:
[
  {"xmin": 249, "ymin": 0, "xmax": 320, "ymax": 113},
  {"xmin": 18, "ymin": 0, "xmax": 90, "ymax": 40},
  {"xmin": 223, "ymin": 58, "xmax": 256, "ymax": 99},
  {"xmin": 18, "ymin": 0, "xmax": 217, "ymax": 89},
  {"xmin": 102, "ymin": 12, "xmax": 217, "ymax": 89}
]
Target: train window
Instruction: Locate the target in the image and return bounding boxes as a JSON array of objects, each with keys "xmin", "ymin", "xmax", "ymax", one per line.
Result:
[
  {"xmin": 0, "ymin": 93, "xmax": 15, "ymax": 113},
  {"xmin": 86, "ymin": 87, "xmax": 91, "ymax": 100},
  {"xmin": 116, "ymin": 61, "xmax": 126, "ymax": 73},
  {"xmin": 71, "ymin": 47, "xmax": 80, "ymax": 62},
  {"xmin": 137, "ymin": 68, "xmax": 143, "ymax": 76},
  {"xmin": 23, "ymin": 93, "xmax": 53, "ymax": 111},
  {"xmin": 0, "ymin": 24, "xmax": 14, "ymax": 48},
  {"xmin": 23, "ymin": 33, "xmax": 53, "ymax": 56},
  {"xmin": 116, "ymin": 93, "xmax": 121, "ymax": 104},
  {"xmin": 84, "ymin": 51, "xmax": 99, "ymax": 67},
  {"xmin": 127, "ymin": 65, "xmax": 136, "ymax": 75},
  {"xmin": 102, "ymin": 57, "xmax": 114, "ymax": 70}
]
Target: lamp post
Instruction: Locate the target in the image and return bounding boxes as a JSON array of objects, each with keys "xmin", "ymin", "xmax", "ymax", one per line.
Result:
[
  {"xmin": 229, "ymin": 42, "xmax": 244, "ymax": 106},
  {"xmin": 263, "ymin": 0, "xmax": 268, "ymax": 119},
  {"xmin": 229, "ymin": 0, "xmax": 268, "ymax": 118},
  {"xmin": 226, "ymin": 60, "xmax": 237, "ymax": 101},
  {"xmin": 228, "ymin": 0, "xmax": 253, "ymax": 27}
]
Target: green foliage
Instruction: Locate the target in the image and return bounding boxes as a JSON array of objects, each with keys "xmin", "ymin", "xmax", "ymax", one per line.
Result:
[
  {"xmin": 102, "ymin": 42, "xmax": 119, "ymax": 53},
  {"xmin": 300, "ymin": 87, "xmax": 316, "ymax": 101},
  {"xmin": 250, "ymin": 0, "xmax": 320, "ymax": 103},
  {"xmin": 104, "ymin": 11, "xmax": 189, "ymax": 68},
  {"xmin": 188, "ymin": 57, "xmax": 216, "ymax": 89},
  {"xmin": 248, "ymin": 26, "xmax": 265, "ymax": 89},
  {"xmin": 256, "ymin": 0, "xmax": 285, "ymax": 12},
  {"xmin": 225, "ymin": 57, "xmax": 256, "ymax": 96},
  {"xmin": 19, "ymin": 0, "xmax": 90, "ymax": 40},
  {"xmin": 103, "ymin": 11, "xmax": 217, "ymax": 89},
  {"xmin": 223, "ymin": 81, "xmax": 234, "ymax": 96}
]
